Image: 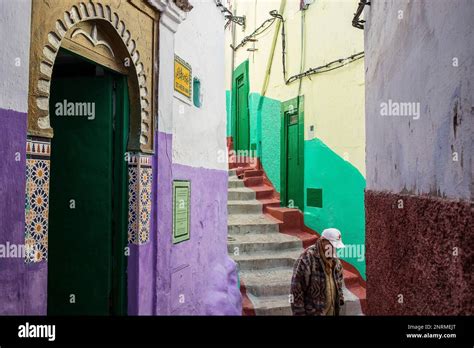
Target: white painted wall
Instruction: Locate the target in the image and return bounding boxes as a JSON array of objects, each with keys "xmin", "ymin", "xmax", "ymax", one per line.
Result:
[
  {"xmin": 172, "ymin": 0, "xmax": 228, "ymax": 171},
  {"xmin": 365, "ymin": 0, "xmax": 474, "ymax": 201},
  {"xmin": 0, "ymin": 0, "xmax": 32, "ymax": 112}
]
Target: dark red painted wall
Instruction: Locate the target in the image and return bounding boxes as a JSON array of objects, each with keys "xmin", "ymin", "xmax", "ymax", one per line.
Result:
[{"xmin": 365, "ymin": 190, "xmax": 473, "ymax": 315}]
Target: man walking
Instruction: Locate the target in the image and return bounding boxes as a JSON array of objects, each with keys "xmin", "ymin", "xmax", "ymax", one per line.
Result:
[{"xmin": 290, "ymin": 228, "xmax": 345, "ymax": 316}]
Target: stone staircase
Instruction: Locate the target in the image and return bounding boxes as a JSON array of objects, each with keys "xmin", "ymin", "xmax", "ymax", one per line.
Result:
[{"xmin": 227, "ymin": 160, "xmax": 366, "ymax": 316}]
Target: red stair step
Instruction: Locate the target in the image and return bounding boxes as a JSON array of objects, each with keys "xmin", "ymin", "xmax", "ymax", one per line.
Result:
[
  {"xmin": 252, "ymin": 185, "xmax": 275, "ymax": 199},
  {"xmin": 244, "ymin": 169, "xmax": 263, "ymax": 178},
  {"xmin": 266, "ymin": 207, "xmax": 302, "ymax": 229},
  {"xmin": 259, "ymin": 198, "xmax": 281, "ymax": 211},
  {"xmin": 244, "ymin": 176, "xmax": 263, "ymax": 187},
  {"xmin": 280, "ymin": 228, "xmax": 318, "ymax": 249}
]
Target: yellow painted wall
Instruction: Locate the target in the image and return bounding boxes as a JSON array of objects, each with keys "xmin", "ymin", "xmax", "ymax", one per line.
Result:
[{"xmin": 225, "ymin": 0, "xmax": 365, "ymax": 176}]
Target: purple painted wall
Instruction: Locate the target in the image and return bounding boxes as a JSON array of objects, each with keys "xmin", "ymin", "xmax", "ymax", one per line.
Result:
[
  {"xmin": 128, "ymin": 158, "xmax": 157, "ymax": 315},
  {"xmin": 154, "ymin": 131, "xmax": 241, "ymax": 315},
  {"xmin": 0, "ymin": 108, "xmax": 47, "ymax": 315}
]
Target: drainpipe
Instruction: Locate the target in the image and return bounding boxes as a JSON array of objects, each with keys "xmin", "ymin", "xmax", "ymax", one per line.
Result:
[
  {"xmin": 258, "ymin": 0, "xmax": 286, "ymax": 169},
  {"xmin": 260, "ymin": 0, "xmax": 286, "ymax": 97}
]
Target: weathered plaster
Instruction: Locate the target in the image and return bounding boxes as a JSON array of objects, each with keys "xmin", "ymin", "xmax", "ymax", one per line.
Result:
[
  {"xmin": 155, "ymin": 132, "xmax": 241, "ymax": 315},
  {"xmin": 365, "ymin": 190, "xmax": 473, "ymax": 315},
  {"xmin": 0, "ymin": 109, "xmax": 47, "ymax": 315},
  {"xmin": 364, "ymin": 0, "xmax": 474, "ymax": 200},
  {"xmin": 0, "ymin": 0, "xmax": 31, "ymax": 113}
]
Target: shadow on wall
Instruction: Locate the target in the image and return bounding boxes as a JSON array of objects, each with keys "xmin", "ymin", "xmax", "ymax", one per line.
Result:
[{"xmin": 304, "ymin": 138, "xmax": 367, "ymax": 278}]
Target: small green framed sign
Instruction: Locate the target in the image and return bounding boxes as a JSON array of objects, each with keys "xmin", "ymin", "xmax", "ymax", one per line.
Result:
[{"xmin": 172, "ymin": 180, "xmax": 191, "ymax": 244}]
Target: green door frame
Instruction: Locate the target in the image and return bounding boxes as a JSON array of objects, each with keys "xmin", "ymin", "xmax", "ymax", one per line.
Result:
[
  {"xmin": 280, "ymin": 96, "xmax": 305, "ymax": 210},
  {"xmin": 111, "ymin": 74, "xmax": 129, "ymax": 315},
  {"xmin": 231, "ymin": 60, "xmax": 250, "ymax": 151}
]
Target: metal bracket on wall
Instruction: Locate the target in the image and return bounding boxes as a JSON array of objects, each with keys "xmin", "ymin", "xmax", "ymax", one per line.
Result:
[
  {"xmin": 352, "ymin": 0, "xmax": 371, "ymax": 29},
  {"xmin": 226, "ymin": 14, "xmax": 246, "ymax": 30}
]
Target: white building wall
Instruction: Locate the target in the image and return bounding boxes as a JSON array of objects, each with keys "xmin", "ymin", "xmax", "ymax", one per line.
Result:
[
  {"xmin": 172, "ymin": 0, "xmax": 228, "ymax": 171},
  {"xmin": 364, "ymin": 0, "xmax": 474, "ymax": 201},
  {"xmin": 0, "ymin": 0, "xmax": 32, "ymax": 112}
]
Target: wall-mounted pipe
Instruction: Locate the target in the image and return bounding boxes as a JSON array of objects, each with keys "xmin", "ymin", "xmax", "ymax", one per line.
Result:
[{"xmin": 260, "ymin": 0, "xmax": 287, "ymax": 97}]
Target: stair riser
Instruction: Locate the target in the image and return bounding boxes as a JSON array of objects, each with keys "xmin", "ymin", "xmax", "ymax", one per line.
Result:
[
  {"xmin": 256, "ymin": 190, "xmax": 274, "ymax": 199},
  {"xmin": 244, "ymin": 177, "xmax": 263, "ymax": 187},
  {"xmin": 253, "ymin": 306, "xmax": 292, "ymax": 316},
  {"xmin": 340, "ymin": 299, "xmax": 363, "ymax": 316},
  {"xmin": 244, "ymin": 170, "xmax": 263, "ymax": 178},
  {"xmin": 235, "ymin": 258, "xmax": 297, "ymax": 270},
  {"xmin": 228, "ymin": 204, "xmax": 262, "ymax": 215},
  {"xmin": 228, "ymin": 240, "xmax": 302, "ymax": 254},
  {"xmin": 227, "ymin": 191, "xmax": 256, "ymax": 200},
  {"xmin": 228, "ymin": 170, "xmax": 237, "ymax": 177},
  {"xmin": 244, "ymin": 284, "xmax": 291, "ymax": 297},
  {"xmin": 228, "ymin": 180, "xmax": 245, "ymax": 188},
  {"xmin": 228, "ymin": 224, "xmax": 279, "ymax": 234}
]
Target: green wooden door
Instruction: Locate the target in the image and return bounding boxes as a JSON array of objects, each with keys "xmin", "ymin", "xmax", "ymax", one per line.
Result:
[
  {"xmin": 232, "ymin": 61, "xmax": 250, "ymax": 152},
  {"xmin": 48, "ymin": 70, "xmax": 128, "ymax": 315},
  {"xmin": 236, "ymin": 75, "xmax": 250, "ymax": 151},
  {"xmin": 286, "ymin": 112, "xmax": 303, "ymax": 209}
]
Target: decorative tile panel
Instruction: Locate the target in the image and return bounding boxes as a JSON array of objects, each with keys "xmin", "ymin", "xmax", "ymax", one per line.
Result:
[
  {"xmin": 128, "ymin": 153, "xmax": 153, "ymax": 245},
  {"xmin": 24, "ymin": 137, "xmax": 51, "ymax": 263}
]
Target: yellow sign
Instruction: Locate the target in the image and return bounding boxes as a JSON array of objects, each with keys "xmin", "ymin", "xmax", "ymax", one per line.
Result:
[{"xmin": 174, "ymin": 56, "xmax": 191, "ymax": 99}]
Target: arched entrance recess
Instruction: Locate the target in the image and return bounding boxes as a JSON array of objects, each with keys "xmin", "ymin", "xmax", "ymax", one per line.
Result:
[{"xmin": 24, "ymin": 1, "xmax": 158, "ymax": 314}]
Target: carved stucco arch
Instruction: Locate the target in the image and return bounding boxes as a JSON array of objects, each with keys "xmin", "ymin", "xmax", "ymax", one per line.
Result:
[{"xmin": 28, "ymin": 0, "xmax": 157, "ymax": 153}]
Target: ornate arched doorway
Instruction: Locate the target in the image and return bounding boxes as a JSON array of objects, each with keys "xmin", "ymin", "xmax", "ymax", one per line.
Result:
[{"xmin": 24, "ymin": 0, "xmax": 158, "ymax": 315}]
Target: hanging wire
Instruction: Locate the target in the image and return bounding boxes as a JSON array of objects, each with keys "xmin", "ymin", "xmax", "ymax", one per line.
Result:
[
  {"xmin": 230, "ymin": 14, "xmax": 277, "ymax": 51},
  {"xmin": 285, "ymin": 52, "xmax": 365, "ymax": 84}
]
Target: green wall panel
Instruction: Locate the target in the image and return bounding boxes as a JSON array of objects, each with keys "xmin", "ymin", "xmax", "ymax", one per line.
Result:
[
  {"xmin": 249, "ymin": 93, "xmax": 281, "ymax": 192},
  {"xmin": 248, "ymin": 93, "xmax": 261, "ymax": 155},
  {"xmin": 304, "ymin": 138, "xmax": 366, "ymax": 278}
]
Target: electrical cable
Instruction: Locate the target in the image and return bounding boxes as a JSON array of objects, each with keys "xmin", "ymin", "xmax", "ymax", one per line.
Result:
[
  {"xmin": 286, "ymin": 52, "xmax": 365, "ymax": 84},
  {"xmin": 231, "ymin": 16, "xmax": 277, "ymax": 51}
]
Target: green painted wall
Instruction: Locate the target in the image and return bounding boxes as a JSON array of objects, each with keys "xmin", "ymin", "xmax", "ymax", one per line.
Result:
[
  {"xmin": 248, "ymin": 93, "xmax": 260, "ymax": 153},
  {"xmin": 248, "ymin": 93, "xmax": 281, "ymax": 192},
  {"xmin": 304, "ymin": 138, "xmax": 366, "ymax": 278}
]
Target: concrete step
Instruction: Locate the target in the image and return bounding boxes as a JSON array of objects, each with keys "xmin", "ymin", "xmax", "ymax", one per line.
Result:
[
  {"xmin": 228, "ymin": 178, "xmax": 245, "ymax": 188},
  {"xmin": 227, "ymin": 200, "xmax": 262, "ymax": 215},
  {"xmin": 227, "ymin": 187, "xmax": 256, "ymax": 201},
  {"xmin": 240, "ymin": 268, "xmax": 364, "ymax": 315},
  {"xmin": 232, "ymin": 249, "xmax": 301, "ymax": 270},
  {"xmin": 340, "ymin": 287, "xmax": 364, "ymax": 316},
  {"xmin": 228, "ymin": 169, "xmax": 237, "ymax": 177},
  {"xmin": 246, "ymin": 294, "xmax": 292, "ymax": 316},
  {"xmin": 240, "ymin": 268, "xmax": 293, "ymax": 297},
  {"xmin": 228, "ymin": 232, "xmax": 302, "ymax": 254},
  {"xmin": 245, "ymin": 286, "xmax": 364, "ymax": 316},
  {"xmin": 228, "ymin": 214, "xmax": 280, "ymax": 234}
]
